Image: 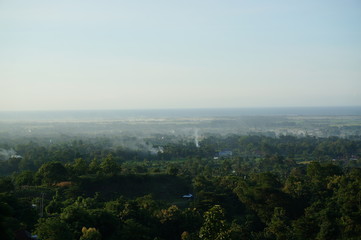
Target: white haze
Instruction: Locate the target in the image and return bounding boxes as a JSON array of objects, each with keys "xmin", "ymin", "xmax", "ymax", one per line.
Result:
[{"xmin": 0, "ymin": 148, "xmax": 19, "ymax": 161}]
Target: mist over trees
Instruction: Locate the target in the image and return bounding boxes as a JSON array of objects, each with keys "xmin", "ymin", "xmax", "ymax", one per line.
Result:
[{"xmin": 0, "ymin": 112, "xmax": 360, "ymax": 239}]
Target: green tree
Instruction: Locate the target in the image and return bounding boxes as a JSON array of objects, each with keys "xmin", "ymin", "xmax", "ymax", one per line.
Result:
[
  {"xmin": 199, "ymin": 205, "xmax": 230, "ymax": 240},
  {"xmin": 332, "ymin": 169, "xmax": 361, "ymax": 239},
  {"xmin": 36, "ymin": 162, "xmax": 68, "ymax": 185},
  {"xmin": 45, "ymin": 191, "xmax": 63, "ymax": 215},
  {"xmin": 100, "ymin": 154, "xmax": 120, "ymax": 175},
  {"xmin": 167, "ymin": 165, "xmax": 179, "ymax": 176},
  {"xmin": 60, "ymin": 205, "xmax": 93, "ymax": 239},
  {"xmin": 35, "ymin": 217, "xmax": 74, "ymax": 240},
  {"xmin": 264, "ymin": 207, "xmax": 293, "ymax": 240},
  {"xmin": 235, "ymin": 173, "xmax": 292, "ymax": 223},
  {"xmin": 89, "ymin": 158, "xmax": 100, "ymax": 174},
  {"xmin": 13, "ymin": 170, "xmax": 34, "ymax": 186},
  {"xmin": 72, "ymin": 158, "xmax": 89, "ymax": 176}
]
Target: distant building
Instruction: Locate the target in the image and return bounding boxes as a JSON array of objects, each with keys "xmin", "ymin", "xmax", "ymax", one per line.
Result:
[
  {"xmin": 182, "ymin": 194, "xmax": 193, "ymax": 198},
  {"xmin": 217, "ymin": 150, "xmax": 233, "ymax": 158}
]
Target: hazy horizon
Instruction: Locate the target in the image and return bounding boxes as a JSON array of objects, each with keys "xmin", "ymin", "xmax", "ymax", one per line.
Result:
[
  {"xmin": 1, "ymin": 1, "xmax": 360, "ymax": 111},
  {"xmin": 1, "ymin": 106, "xmax": 361, "ymax": 122},
  {"xmin": 1, "ymin": 105, "xmax": 361, "ymax": 112}
]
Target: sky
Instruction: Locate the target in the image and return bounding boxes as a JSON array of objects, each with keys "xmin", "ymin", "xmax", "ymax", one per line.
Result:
[{"xmin": 0, "ymin": 0, "xmax": 360, "ymax": 111}]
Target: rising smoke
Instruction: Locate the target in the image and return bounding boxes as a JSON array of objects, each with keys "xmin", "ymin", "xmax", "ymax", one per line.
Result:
[
  {"xmin": 0, "ymin": 148, "xmax": 21, "ymax": 161},
  {"xmin": 194, "ymin": 129, "xmax": 200, "ymax": 148},
  {"xmin": 112, "ymin": 137, "xmax": 164, "ymax": 155}
]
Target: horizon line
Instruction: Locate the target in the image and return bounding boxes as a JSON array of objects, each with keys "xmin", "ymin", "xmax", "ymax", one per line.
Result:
[{"xmin": 1, "ymin": 105, "xmax": 361, "ymax": 112}]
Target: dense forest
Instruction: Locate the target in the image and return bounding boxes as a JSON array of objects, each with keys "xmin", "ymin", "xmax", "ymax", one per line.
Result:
[{"xmin": 1, "ymin": 134, "xmax": 361, "ymax": 240}]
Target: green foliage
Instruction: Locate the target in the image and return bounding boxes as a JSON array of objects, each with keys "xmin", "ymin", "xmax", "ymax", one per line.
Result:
[
  {"xmin": 307, "ymin": 162, "xmax": 342, "ymax": 182},
  {"xmin": 60, "ymin": 205, "xmax": 93, "ymax": 239},
  {"xmin": 264, "ymin": 207, "xmax": 293, "ymax": 240},
  {"xmin": 332, "ymin": 169, "xmax": 361, "ymax": 239},
  {"xmin": 0, "ymin": 135, "xmax": 361, "ymax": 239},
  {"xmin": 45, "ymin": 191, "xmax": 63, "ymax": 215},
  {"xmin": 167, "ymin": 165, "xmax": 179, "ymax": 176},
  {"xmin": 89, "ymin": 158, "xmax": 100, "ymax": 174},
  {"xmin": 235, "ymin": 173, "xmax": 292, "ymax": 223},
  {"xmin": 35, "ymin": 217, "xmax": 74, "ymax": 240},
  {"xmin": 71, "ymin": 158, "xmax": 89, "ymax": 176},
  {"xmin": 103, "ymin": 197, "xmax": 126, "ymax": 215},
  {"xmin": 36, "ymin": 162, "xmax": 68, "ymax": 185},
  {"xmin": 99, "ymin": 154, "xmax": 121, "ymax": 176},
  {"xmin": 13, "ymin": 170, "xmax": 35, "ymax": 186},
  {"xmin": 199, "ymin": 205, "xmax": 230, "ymax": 240}
]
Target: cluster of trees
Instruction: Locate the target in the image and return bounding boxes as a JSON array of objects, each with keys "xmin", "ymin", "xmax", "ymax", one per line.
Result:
[
  {"xmin": 0, "ymin": 134, "xmax": 361, "ymax": 239},
  {"xmin": 160, "ymin": 135, "xmax": 360, "ymax": 160},
  {"xmin": 1, "ymin": 135, "xmax": 360, "ymax": 176}
]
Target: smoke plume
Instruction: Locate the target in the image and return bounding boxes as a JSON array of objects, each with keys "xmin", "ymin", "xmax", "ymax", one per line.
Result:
[
  {"xmin": 194, "ymin": 129, "xmax": 200, "ymax": 148},
  {"xmin": 0, "ymin": 148, "xmax": 17, "ymax": 161}
]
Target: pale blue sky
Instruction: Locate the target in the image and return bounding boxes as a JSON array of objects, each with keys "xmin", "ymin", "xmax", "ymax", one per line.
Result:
[{"xmin": 1, "ymin": 0, "xmax": 360, "ymax": 111}]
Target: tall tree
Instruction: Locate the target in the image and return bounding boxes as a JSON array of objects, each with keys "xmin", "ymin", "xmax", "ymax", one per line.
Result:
[
  {"xmin": 36, "ymin": 162, "xmax": 68, "ymax": 185},
  {"xmin": 199, "ymin": 205, "xmax": 230, "ymax": 240},
  {"xmin": 100, "ymin": 154, "xmax": 120, "ymax": 176}
]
